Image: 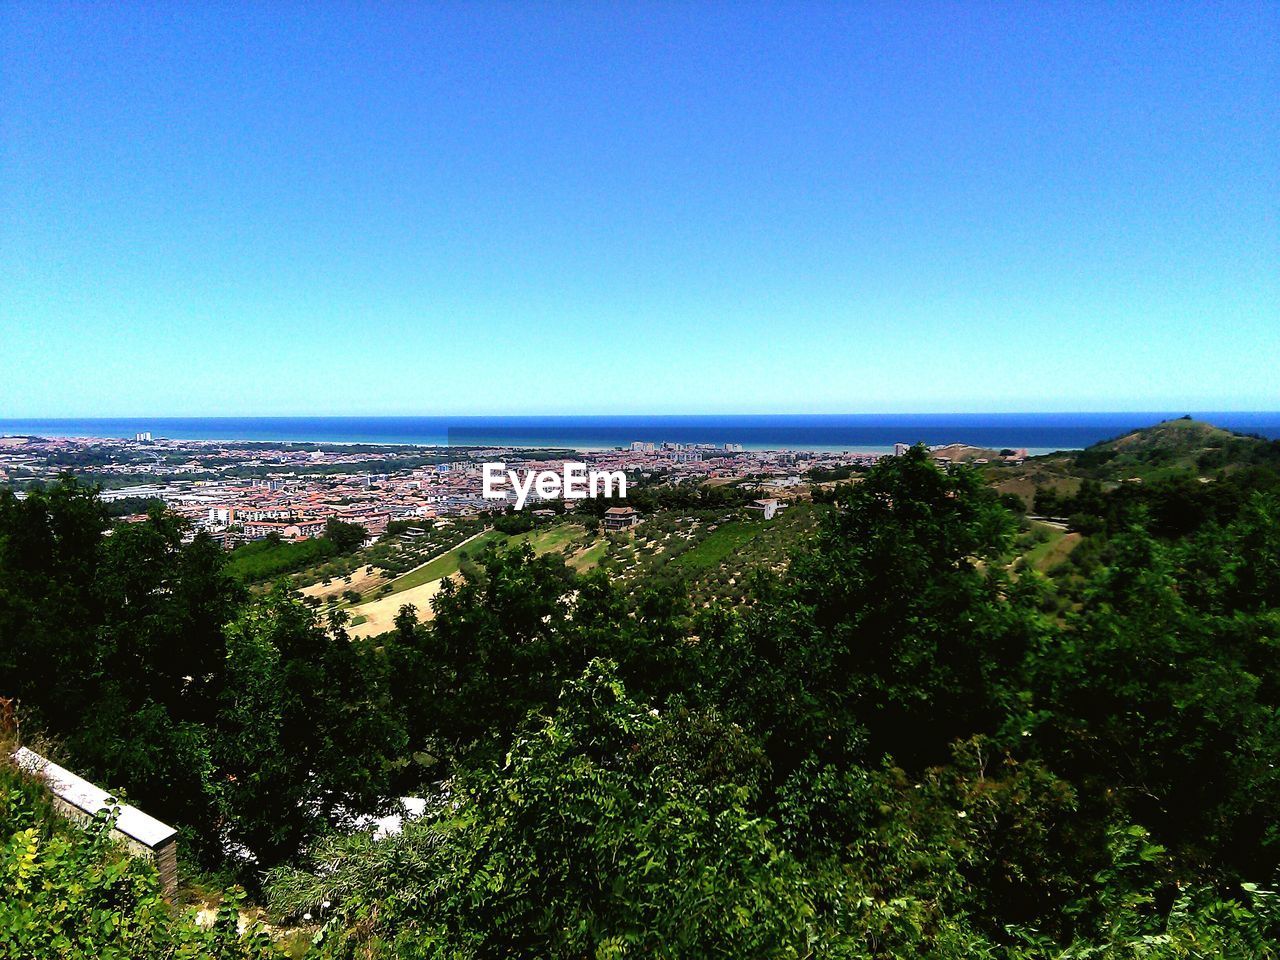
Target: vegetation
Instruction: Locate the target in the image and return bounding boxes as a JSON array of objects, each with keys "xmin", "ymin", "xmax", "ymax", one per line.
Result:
[
  {"xmin": 380, "ymin": 528, "xmax": 505, "ymax": 594},
  {"xmin": 995, "ymin": 417, "xmax": 1280, "ymax": 487},
  {"xmin": 289, "ymin": 517, "xmax": 490, "ymax": 600},
  {"xmin": 1071, "ymin": 416, "xmax": 1280, "ymax": 477},
  {"xmin": 0, "ymin": 490, "xmax": 400, "ymax": 869},
  {"xmin": 665, "ymin": 517, "xmax": 764, "ymax": 574},
  {"xmin": 1, "ymin": 741, "xmax": 276, "ymax": 959},
  {"xmin": 223, "ymin": 517, "xmax": 368, "ymax": 583},
  {"xmin": 576, "ymin": 475, "xmax": 755, "ymax": 518},
  {"xmin": 3, "ymin": 432, "xmax": 1280, "ymax": 956},
  {"xmin": 103, "ymin": 495, "xmax": 168, "ymax": 518},
  {"xmin": 591, "ymin": 502, "xmax": 823, "ymax": 606},
  {"xmin": 226, "ymin": 535, "xmax": 338, "ymax": 582}
]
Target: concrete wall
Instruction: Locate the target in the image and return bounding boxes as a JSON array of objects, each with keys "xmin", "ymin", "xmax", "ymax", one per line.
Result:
[{"xmin": 47, "ymin": 795, "xmax": 179, "ymax": 897}]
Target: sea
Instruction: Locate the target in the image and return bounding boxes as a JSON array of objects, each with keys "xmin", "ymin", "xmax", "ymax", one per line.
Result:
[{"xmin": 3, "ymin": 413, "xmax": 1280, "ymax": 455}]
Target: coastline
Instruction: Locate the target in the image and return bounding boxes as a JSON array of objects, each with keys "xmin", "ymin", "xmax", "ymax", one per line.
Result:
[{"xmin": 3, "ymin": 412, "xmax": 1279, "ymax": 456}]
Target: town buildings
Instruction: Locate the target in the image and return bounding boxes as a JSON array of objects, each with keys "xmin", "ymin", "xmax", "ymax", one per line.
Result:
[{"xmin": 0, "ymin": 433, "xmax": 897, "ymax": 544}]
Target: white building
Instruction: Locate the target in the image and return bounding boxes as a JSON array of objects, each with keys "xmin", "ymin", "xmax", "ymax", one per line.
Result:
[
  {"xmin": 745, "ymin": 498, "xmax": 785, "ymax": 520},
  {"xmin": 208, "ymin": 506, "xmax": 235, "ymax": 526}
]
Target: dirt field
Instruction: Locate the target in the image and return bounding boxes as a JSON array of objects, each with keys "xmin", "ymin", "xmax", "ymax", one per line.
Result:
[
  {"xmin": 341, "ymin": 523, "xmax": 593, "ymax": 638},
  {"xmin": 345, "ymin": 576, "xmax": 452, "ymax": 639},
  {"xmin": 298, "ymin": 564, "xmax": 389, "ymax": 602}
]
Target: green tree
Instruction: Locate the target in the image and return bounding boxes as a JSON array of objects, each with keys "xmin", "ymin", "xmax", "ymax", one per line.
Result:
[
  {"xmin": 323, "ymin": 518, "xmax": 368, "ymax": 554},
  {"xmin": 1027, "ymin": 522, "xmax": 1280, "ymax": 878},
  {"xmin": 269, "ymin": 661, "xmax": 820, "ymax": 959},
  {"xmin": 715, "ymin": 447, "xmax": 1036, "ymax": 773},
  {"xmin": 216, "ymin": 590, "xmax": 402, "ymax": 866},
  {"xmin": 0, "ymin": 483, "xmax": 241, "ymax": 858}
]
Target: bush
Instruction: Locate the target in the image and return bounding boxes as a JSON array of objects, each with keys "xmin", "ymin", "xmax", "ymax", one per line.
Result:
[{"xmin": 0, "ymin": 753, "xmax": 276, "ymax": 959}]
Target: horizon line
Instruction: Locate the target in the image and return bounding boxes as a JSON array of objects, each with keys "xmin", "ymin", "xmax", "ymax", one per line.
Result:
[{"xmin": 5, "ymin": 409, "xmax": 1280, "ymax": 420}]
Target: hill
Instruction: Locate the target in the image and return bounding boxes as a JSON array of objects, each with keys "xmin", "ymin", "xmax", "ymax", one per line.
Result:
[
  {"xmin": 927, "ymin": 442, "xmax": 1006, "ymax": 463},
  {"xmin": 1071, "ymin": 416, "xmax": 1274, "ymax": 478},
  {"xmin": 984, "ymin": 417, "xmax": 1280, "ymax": 503},
  {"xmin": 600, "ymin": 501, "xmax": 825, "ymax": 607}
]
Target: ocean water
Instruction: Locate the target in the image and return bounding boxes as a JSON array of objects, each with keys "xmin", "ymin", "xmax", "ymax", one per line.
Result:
[{"xmin": 3, "ymin": 413, "xmax": 1280, "ymax": 454}]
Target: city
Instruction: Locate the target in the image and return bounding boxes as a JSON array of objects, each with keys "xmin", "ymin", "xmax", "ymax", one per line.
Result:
[{"xmin": 0, "ymin": 431, "xmax": 1031, "ymax": 546}]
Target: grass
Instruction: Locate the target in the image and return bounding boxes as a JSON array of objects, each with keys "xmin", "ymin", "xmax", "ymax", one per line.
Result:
[
  {"xmin": 571, "ymin": 538, "xmax": 608, "ymax": 572},
  {"xmin": 1018, "ymin": 521, "xmax": 1082, "ymax": 574},
  {"xmin": 987, "ymin": 472, "xmax": 1082, "ymax": 510},
  {"xmin": 667, "ymin": 520, "xmax": 765, "ymax": 575},
  {"xmin": 508, "ymin": 522, "xmax": 589, "ymax": 556},
  {"xmin": 1030, "ymin": 532, "xmax": 1082, "ymax": 573},
  {"xmin": 1020, "ymin": 527, "xmax": 1063, "ymax": 569},
  {"xmin": 225, "ymin": 536, "xmax": 338, "ymax": 582},
  {"xmin": 385, "ymin": 529, "xmax": 506, "ymax": 593}
]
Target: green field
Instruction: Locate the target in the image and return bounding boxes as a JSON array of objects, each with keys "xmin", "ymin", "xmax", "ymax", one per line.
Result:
[
  {"xmin": 1016, "ymin": 521, "xmax": 1082, "ymax": 575},
  {"xmin": 571, "ymin": 538, "xmax": 608, "ymax": 572},
  {"xmin": 226, "ymin": 535, "xmax": 338, "ymax": 582},
  {"xmin": 667, "ymin": 520, "xmax": 766, "ymax": 575},
  {"xmin": 594, "ymin": 503, "xmax": 824, "ymax": 606},
  {"xmin": 508, "ymin": 522, "xmax": 590, "ymax": 556},
  {"xmin": 386, "ymin": 529, "xmax": 507, "ymax": 593},
  {"xmin": 1025, "ymin": 531, "xmax": 1081, "ymax": 574}
]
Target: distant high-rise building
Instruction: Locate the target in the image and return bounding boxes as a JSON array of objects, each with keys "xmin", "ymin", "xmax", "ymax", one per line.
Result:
[{"xmin": 894, "ymin": 442, "xmax": 910, "ymax": 457}]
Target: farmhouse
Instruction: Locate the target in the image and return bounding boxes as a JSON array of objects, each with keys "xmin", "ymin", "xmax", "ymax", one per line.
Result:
[{"xmin": 603, "ymin": 506, "xmax": 640, "ymax": 530}]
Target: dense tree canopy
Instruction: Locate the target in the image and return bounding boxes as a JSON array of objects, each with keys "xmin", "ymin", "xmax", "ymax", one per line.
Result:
[
  {"xmin": 3, "ymin": 449, "xmax": 1280, "ymax": 956},
  {"xmin": 0, "ymin": 482, "xmax": 399, "ymax": 868}
]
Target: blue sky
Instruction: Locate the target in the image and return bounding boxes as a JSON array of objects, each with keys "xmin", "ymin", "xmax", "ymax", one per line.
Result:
[{"xmin": 2, "ymin": 2, "xmax": 1276, "ymax": 416}]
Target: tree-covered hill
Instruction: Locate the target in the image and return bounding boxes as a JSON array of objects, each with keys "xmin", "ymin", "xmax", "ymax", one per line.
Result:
[
  {"xmin": 1071, "ymin": 415, "xmax": 1279, "ymax": 478},
  {"xmin": 590, "ymin": 501, "xmax": 826, "ymax": 607},
  {"xmin": 986, "ymin": 417, "xmax": 1280, "ymax": 511}
]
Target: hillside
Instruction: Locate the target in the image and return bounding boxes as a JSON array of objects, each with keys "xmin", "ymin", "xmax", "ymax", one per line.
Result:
[
  {"xmin": 927, "ymin": 442, "xmax": 1006, "ymax": 463},
  {"xmin": 597, "ymin": 502, "xmax": 825, "ymax": 607},
  {"xmin": 1071, "ymin": 416, "xmax": 1275, "ymax": 478},
  {"xmin": 7, "ymin": 457, "xmax": 1280, "ymax": 957},
  {"xmin": 984, "ymin": 417, "xmax": 1279, "ymax": 503}
]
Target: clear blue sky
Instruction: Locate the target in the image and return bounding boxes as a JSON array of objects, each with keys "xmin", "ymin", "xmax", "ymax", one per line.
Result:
[{"xmin": 2, "ymin": 2, "xmax": 1276, "ymax": 416}]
